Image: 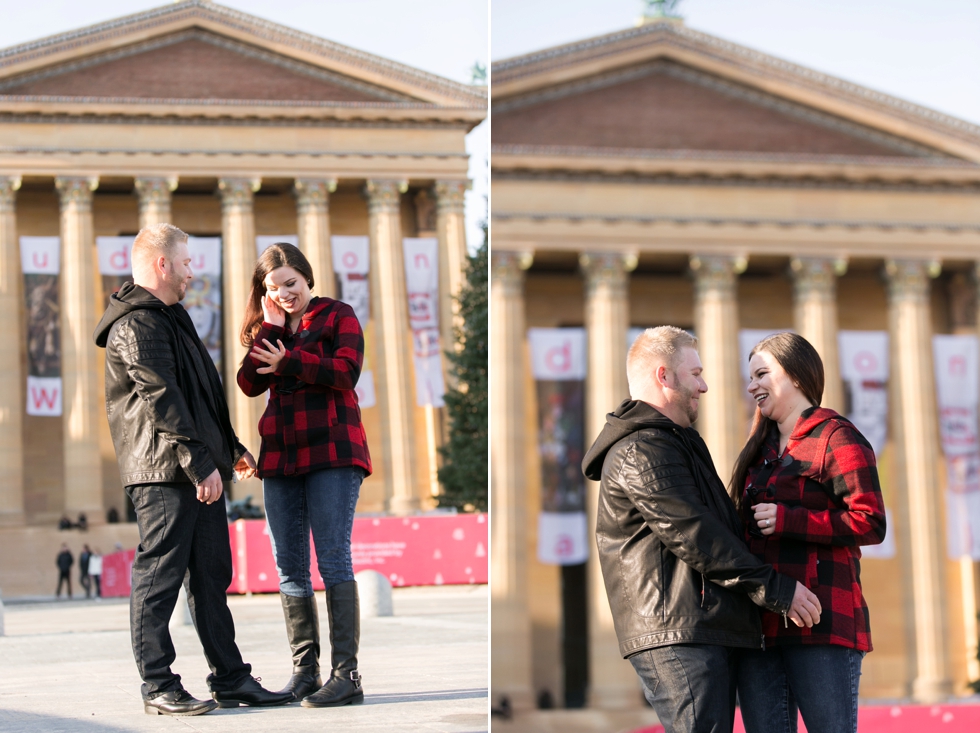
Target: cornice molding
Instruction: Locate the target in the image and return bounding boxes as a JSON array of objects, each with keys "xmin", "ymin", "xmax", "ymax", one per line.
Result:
[
  {"xmin": 0, "ymin": 145, "xmax": 467, "ymax": 161},
  {"xmin": 0, "ymin": 1, "xmax": 485, "ymax": 108},
  {"xmin": 491, "ymin": 20, "xmax": 980, "ymax": 154}
]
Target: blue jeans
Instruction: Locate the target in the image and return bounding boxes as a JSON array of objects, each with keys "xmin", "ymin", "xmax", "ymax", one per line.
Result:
[
  {"xmin": 263, "ymin": 467, "xmax": 363, "ymax": 597},
  {"xmin": 736, "ymin": 645, "xmax": 864, "ymax": 733},
  {"xmin": 629, "ymin": 644, "xmax": 737, "ymax": 733}
]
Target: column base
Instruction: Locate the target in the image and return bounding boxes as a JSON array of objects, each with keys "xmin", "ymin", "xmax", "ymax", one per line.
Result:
[
  {"xmin": 0, "ymin": 511, "xmax": 25, "ymax": 528},
  {"xmin": 587, "ymin": 682, "xmax": 644, "ymax": 711},
  {"xmin": 492, "ymin": 685, "xmax": 535, "ymax": 715},
  {"xmin": 491, "ymin": 708, "xmax": 660, "ymax": 733},
  {"xmin": 912, "ymin": 676, "xmax": 952, "ymax": 703},
  {"xmin": 387, "ymin": 495, "xmax": 421, "ymax": 516}
]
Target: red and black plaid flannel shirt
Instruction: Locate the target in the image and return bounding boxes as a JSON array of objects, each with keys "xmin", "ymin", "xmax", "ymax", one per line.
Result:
[
  {"xmin": 743, "ymin": 406, "xmax": 886, "ymax": 651},
  {"xmin": 236, "ymin": 297, "xmax": 372, "ymax": 479}
]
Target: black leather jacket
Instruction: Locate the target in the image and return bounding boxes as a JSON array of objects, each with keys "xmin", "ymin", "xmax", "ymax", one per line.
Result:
[
  {"xmin": 94, "ymin": 283, "xmax": 245, "ymax": 487},
  {"xmin": 583, "ymin": 400, "xmax": 796, "ymax": 657}
]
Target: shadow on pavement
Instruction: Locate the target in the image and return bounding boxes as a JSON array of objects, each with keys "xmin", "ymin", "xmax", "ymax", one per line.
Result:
[
  {"xmin": 0, "ymin": 711, "xmax": 131, "ymax": 732},
  {"xmin": 365, "ymin": 687, "xmax": 488, "ymax": 705}
]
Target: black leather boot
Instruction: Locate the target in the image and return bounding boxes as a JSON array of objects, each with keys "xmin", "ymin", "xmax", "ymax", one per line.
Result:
[
  {"xmin": 301, "ymin": 580, "xmax": 363, "ymax": 708},
  {"xmin": 277, "ymin": 593, "xmax": 323, "ymax": 701}
]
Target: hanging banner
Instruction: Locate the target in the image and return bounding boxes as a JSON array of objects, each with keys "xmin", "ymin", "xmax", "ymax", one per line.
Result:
[
  {"xmin": 331, "ymin": 235, "xmax": 375, "ymax": 408},
  {"xmin": 256, "ymin": 235, "xmax": 297, "ymax": 257},
  {"xmin": 97, "ymin": 236, "xmax": 133, "ymax": 309},
  {"xmin": 529, "ymin": 327, "xmax": 589, "ymax": 565},
  {"xmin": 185, "ymin": 237, "xmax": 222, "ymax": 371},
  {"xmin": 933, "ymin": 335, "xmax": 980, "ymax": 560},
  {"xmin": 21, "ymin": 236, "xmax": 61, "ymax": 416},
  {"xmin": 403, "ymin": 237, "xmax": 445, "ymax": 408}
]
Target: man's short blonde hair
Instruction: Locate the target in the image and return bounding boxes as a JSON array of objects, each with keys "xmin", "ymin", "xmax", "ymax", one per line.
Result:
[
  {"xmin": 627, "ymin": 326, "xmax": 698, "ymax": 399},
  {"xmin": 131, "ymin": 223, "xmax": 188, "ymax": 276}
]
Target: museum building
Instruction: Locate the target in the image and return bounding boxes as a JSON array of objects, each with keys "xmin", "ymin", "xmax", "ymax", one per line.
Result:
[
  {"xmin": 0, "ymin": 1, "xmax": 486, "ymax": 528},
  {"xmin": 491, "ymin": 15, "xmax": 980, "ymax": 727}
]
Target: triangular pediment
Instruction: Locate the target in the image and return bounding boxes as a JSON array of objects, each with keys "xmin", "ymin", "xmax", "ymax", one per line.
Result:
[
  {"xmin": 492, "ymin": 21, "xmax": 980, "ymax": 163},
  {"xmin": 493, "ymin": 59, "xmax": 941, "ymax": 158},
  {"xmin": 0, "ymin": 30, "xmax": 412, "ymax": 103},
  {"xmin": 0, "ymin": 0, "xmax": 485, "ymax": 109}
]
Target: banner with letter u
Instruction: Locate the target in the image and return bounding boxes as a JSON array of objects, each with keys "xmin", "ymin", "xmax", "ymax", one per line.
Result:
[
  {"xmin": 21, "ymin": 237, "xmax": 61, "ymax": 416},
  {"xmin": 331, "ymin": 236, "xmax": 375, "ymax": 408},
  {"xmin": 529, "ymin": 327, "xmax": 589, "ymax": 565},
  {"xmin": 933, "ymin": 335, "xmax": 980, "ymax": 560}
]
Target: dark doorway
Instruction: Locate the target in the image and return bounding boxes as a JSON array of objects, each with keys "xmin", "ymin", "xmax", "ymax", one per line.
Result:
[{"xmin": 561, "ymin": 562, "xmax": 589, "ymax": 708}]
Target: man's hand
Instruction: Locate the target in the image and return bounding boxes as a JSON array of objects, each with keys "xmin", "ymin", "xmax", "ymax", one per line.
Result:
[
  {"xmin": 234, "ymin": 452, "xmax": 257, "ymax": 482},
  {"xmin": 196, "ymin": 468, "xmax": 223, "ymax": 505},
  {"xmin": 787, "ymin": 581, "xmax": 822, "ymax": 628}
]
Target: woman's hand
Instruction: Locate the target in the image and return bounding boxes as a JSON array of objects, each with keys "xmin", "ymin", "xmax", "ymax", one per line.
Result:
[
  {"xmin": 753, "ymin": 502, "xmax": 778, "ymax": 536},
  {"xmin": 251, "ymin": 339, "xmax": 287, "ymax": 374},
  {"xmin": 234, "ymin": 451, "xmax": 257, "ymax": 482},
  {"xmin": 261, "ymin": 293, "xmax": 286, "ymax": 328}
]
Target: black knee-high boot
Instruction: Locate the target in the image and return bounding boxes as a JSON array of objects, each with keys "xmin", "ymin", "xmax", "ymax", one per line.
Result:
[
  {"xmin": 277, "ymin": 593, "xmax": 323, "ymax": 701},
  {"xmin": 301, "ymin": 580, "xmax": 363, "ymax": 707}
]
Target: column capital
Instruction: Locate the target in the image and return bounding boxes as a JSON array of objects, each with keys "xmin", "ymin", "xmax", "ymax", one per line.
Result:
[
  {"xmin": 0, "ymin": 176, "xmax": 21, "ymax": 212},
  {"xmin": 218, "ymin": 177, "xmax": 260, "ymax": 210},
  {"xmin": 689, "ymin": 254, "xmax": 746, "ymax": 298},
  {"xmin": 434, "ymin": 180, "xmax": 467, "ymax": 214},
  {"xmin": 491, "ymin": 250, "xmax": 532, "ymax": 294},
  {"xmin": 134, "ymin": 176, "xmax": 177, "ymax": 200},
  {"xmin": 364, "ymin": 179, "xmax": 406, "ymax": 214},
  {"xmin": 580, "ymin": 252, "xmax": 636, "ymax": 299},
  {"xmin": 790, "ymin": 256, "xmax": 847, "ymax": 299},
  {"xmin": 886, "ymin": 258, "xmax": 941, "ymax": 303},
  {"xmin": 294, "ymin": 178, "xmax": 335, "ymax": 214},
  {"xmin": 55, "ymin": 176, "xmax": 98, "ymax": 209}
]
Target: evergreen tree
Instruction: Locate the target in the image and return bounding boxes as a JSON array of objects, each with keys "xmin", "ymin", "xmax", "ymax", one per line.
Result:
[{"xmin": 438, "ymin": 226, "xmax": 488, "ymax": 512}]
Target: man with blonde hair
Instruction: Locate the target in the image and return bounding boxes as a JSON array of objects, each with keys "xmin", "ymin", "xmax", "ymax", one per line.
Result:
[
  {"xmin": 95, "ymin": 223, "xmax": 290, "ymax": 716},
  {"xmin": 583, "ymin": 326, "xmax": 821, "ymax": 732}
]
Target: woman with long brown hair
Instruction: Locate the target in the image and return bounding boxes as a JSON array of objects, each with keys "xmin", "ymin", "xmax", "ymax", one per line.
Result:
[
  {"xmin": 731, "ymin": 332, "xmax": 885, "ymax": 733},
  {"xmin": 237, "ymin": 242, "xmax": 371, "ymax": 708}
]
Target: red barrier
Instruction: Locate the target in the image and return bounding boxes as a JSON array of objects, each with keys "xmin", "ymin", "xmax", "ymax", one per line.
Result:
[{"xmin": 101, "ymin": 513, "xmax": 488, "ymax": 597}]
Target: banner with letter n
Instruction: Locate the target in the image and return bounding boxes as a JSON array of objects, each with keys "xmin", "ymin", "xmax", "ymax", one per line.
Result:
[
  {"xmin": 21, "ymin": 236, "xmax": 61, "ymax": 416},
  {"xmin": 403, "ymin": 237, "xmax": 445, "ymax": 408},
  {"xmin": 185, "ymin": 237, "xmax": 222, "ymax": 370},
  {"xmin": 933, "ymin": 335, "xmax": 980, "ymax": 560},
  {"xmin": 529, "ymin": 327, "xmax": 589, "ymax": 565},
  {"xmin": 97, "ymin": 236, "xmax": 133, "ymax": 309},
  {"xmin": 331, "ymin": 235, "xmax": 375, "ymax": 408}
]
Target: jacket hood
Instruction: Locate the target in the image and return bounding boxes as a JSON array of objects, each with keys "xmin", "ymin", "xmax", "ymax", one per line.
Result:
[
  {"xmin": 94, "ymin": 282, "xmax": 168, "ymax": 347},
  {"xmin": 582, "ymin": 399, "xmax": 678, "ymax": 480},
  {"xmin": 790, "ymin": 406, "xmax": 845, "ymax": 440}
]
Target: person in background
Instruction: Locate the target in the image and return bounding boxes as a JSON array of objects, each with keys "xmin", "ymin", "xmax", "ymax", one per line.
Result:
[
  {"xmin": 89, "ymin": 548, "xmax": 103, "ymax": 599},
  {"xmin": 237, "ymin": 243, "xmax": 372, "ymax": 708},
  {"xmin": 79, "ymin": 544, "xmax": 92, "ymax": 599},
  {"xmin": 55, "ymin": 544, "xmax": 73, "ymax": 599}
]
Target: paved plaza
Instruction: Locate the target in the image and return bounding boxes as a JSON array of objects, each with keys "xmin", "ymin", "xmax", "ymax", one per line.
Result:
[{"xmin": 0, "ymin": 585, "xmax": 488, "ymax": 732}]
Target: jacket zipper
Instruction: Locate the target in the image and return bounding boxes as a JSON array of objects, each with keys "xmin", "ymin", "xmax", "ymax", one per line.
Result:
[{"xmin": 783, "ymin": 611, "xmax": 788, "ymax": 628}]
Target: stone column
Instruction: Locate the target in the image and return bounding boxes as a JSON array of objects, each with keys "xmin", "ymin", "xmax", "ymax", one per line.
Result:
[
  {"xmin": 218, "ymin": 178, "xmax": 263, "ymax": 473},
  {"xmin": 581, "ymin": 252, "xmax": 640, "ymax": 708},
  {"xmin": 690, "ymin": 255, "xmax": 745, "ymax": 482},
  {"xmin": 886, "ymin": 258, "xmax": 951, "ymax": 703},
  {"xmin": 134, "ymin": 176, "xmax": 177, "ymax": 229},
  {"xmin": 365, "ymin": 180, "xmax": 418, "ymax": 514},
  {"xmin": 791, "ymin": 257, "xmax": 846, "ymax": 413},
  {"xmin": 0, "ymin": 177, "xmax": 24, "ymax": 526},
  {"xmin": 294, "ymin": 179, "xmax": 336, "ymax": 298},
  {"xmin": 490, "ymin": 250, "xmax": 534, "ymax": 711},
  {"xmin": 56, "ymin": 176, "xmax": 103, "ymax": 520},
  {"xmin": 435, "ymin": 180, "xmax": 469, "ymax": 366}
]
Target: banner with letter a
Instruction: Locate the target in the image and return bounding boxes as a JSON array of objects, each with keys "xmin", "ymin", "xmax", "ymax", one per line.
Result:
[
  {"xmin": 529, "ymin": 327, "xmax": 589, "ymax": 565},
  {"xmin": 185, "ymin": 237, "xmax": 222, "ymax": 370},
  {"xmin": 21, "ymin": 236, "xmax": 61, "ymax": 416},
  {"xmin": 933, "ymin": 335, "xmax": 980, "ymax": 560},
  {"xmin": 331, "ymin": 236, "xmax": 375, "ymax": 408},
  {"xmin": 97, "ymin": 236, "xmax": 134, "ymax": 309},
  {"xmin": 403, "ymin": 237, "xmax": 445, "ymax": 407}
]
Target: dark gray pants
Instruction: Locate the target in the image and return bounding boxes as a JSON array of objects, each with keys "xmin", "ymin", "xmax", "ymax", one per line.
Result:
[
  {"xmin": 127, "ymin": 482, "xmax": 251, "ymax": 698},
  {"xmin": 629, "ymin": 644, "xmax": 737, "ymax": 733}
]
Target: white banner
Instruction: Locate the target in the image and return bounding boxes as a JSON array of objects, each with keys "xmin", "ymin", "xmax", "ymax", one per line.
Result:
[
  {"xmin": 26, "ymin": 375, "xmax": 61, "ymax": 417},
  {"xmin": 529, "ymin": 328, "xmax": 587, "ymax": 381},
  {"xmin": 838, "ymin": 331, "xmax": 889, "ymax": 459},
  {"xmin": 187, "ymin": 237, "xmax": 221, "ymax": 277},
  {"xmin": 331, "ymin": 236, "xmax": 374, "ymax": 409},
  {"xmin": 256, "ymin": 235, "xmax": 297, "ymax": 257},
  {"xmin": 403, "ymin": 237, "xmax": 444, "ymax": 407},
  {"xmin": 20, "ymin": 236, "xmax": 59, "ymax": 274},
  {"xmin": 933, "ymin": 334, "xmax": 980, "ymax": 559},
  {"xmin": 184, "ymin": 237, "xmax": 222, "ymax": 369},
  {"xmin": 537, "ymin": 511, "xmax": 589, "ymax": 565},
  {"xmin": 96, "ymin": 237, "xmax": 132, "ymax": 275}
]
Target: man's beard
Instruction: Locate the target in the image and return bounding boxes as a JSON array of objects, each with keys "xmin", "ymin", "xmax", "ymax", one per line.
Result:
[
  {"xmin": 673, "ymin": 380, "xmax": 699, "ymax": 425},
  {"xmin": 166, "ymin": 269, "xmax": 186, "ymax": 302}
]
